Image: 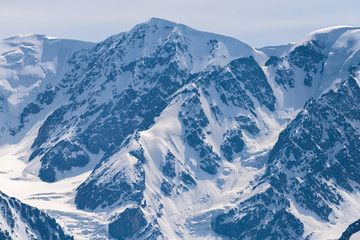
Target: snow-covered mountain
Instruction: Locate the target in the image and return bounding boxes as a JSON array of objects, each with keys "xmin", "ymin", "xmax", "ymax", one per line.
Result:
[
  {"xmin": 213, "ymin": 26, "xmax": 360, "ymax": 240},
  {"xmin": 25, "ymin": 17, "xmax": 267, "ymax": 183},
  {"xmin": 1, "ymin": 19, "xmax": 360, "ymax": 239}
]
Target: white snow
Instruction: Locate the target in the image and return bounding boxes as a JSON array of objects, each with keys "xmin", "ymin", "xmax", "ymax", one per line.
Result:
[{"xmin": 351, "ymin": 231, "xmax": 360, "ymax": 240}]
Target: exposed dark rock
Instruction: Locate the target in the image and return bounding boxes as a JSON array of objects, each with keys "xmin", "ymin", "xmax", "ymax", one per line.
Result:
[
  {"xmin": 339, "ymin": 218, "xmax": 360, "ymax": 240},
  {"xmin": 212, "ymin": 188, "xmax": 304, "ymax": 240},
  {"xmin": 265, "ymin": 55, "xmax": 282, "ymax": 66},
  {"xmin": 108, "ymin": 208, "xmax": 147, "ymax": 240},
  {"xmin": 161, "ymin": 151, "xmax": 176, "ymax": 178}
]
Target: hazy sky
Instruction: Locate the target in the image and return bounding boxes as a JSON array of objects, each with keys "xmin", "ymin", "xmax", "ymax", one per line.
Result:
[{"xmin": 1, "ymin": 0, "xmax": 360, "ymax": 48}]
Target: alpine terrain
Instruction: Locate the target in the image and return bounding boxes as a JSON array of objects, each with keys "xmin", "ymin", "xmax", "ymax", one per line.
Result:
[{"xmin": 1, "ymin": 18, "xmax": 360, "ymax": 239}]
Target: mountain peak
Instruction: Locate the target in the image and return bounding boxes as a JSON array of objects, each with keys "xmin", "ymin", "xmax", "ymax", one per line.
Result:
[
  {"xmin": 293, "ymin": 25, "xmax": 360, "ymax": 50},
  {"xmin": 309, "ymin": 25, "xmax": 357, "ymax": 36},
  {"xmin": 145, "ymin": 17, "xmax": 177, "ymax": 27},
  {"xmin": 98, "ymin": 17, "xmax": 260, "ymax": 74},
  {"xmin": 130, "ymin": 17, "xmax": 179, "ymax": 34},
  {"xmin": 3, "ymin": 33, "xmax": 58, "ymax": 42},
  {"xmin": 132, "ymin": 17, "xmax": 252, "ymax": 48}
]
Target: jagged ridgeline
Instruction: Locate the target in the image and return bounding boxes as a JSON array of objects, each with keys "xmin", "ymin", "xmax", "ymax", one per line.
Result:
[
  {"xmin": 0, "ymin": 191, "xmax": 72, "ymax": 240},
  {"xmin": 1, "ymin": 18, "xmax": 360, "ymax": 239}
]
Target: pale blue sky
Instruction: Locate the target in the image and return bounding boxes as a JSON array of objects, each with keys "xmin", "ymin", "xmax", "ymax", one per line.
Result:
[{"xmin": 1, "ymin": 0, "xmax": 360, "ymax": 48}]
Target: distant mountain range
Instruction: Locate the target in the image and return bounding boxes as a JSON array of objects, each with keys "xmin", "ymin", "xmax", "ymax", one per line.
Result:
[{"xmin": 1, "ymin": 18, "xmax": 360, "ymax": 239}]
